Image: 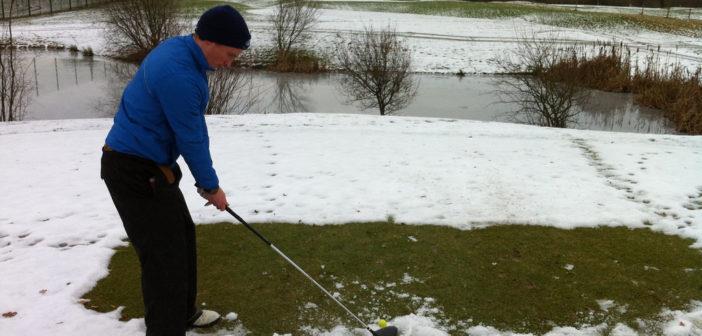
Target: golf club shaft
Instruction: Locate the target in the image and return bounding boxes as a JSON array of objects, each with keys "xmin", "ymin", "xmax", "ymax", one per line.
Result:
[{"xmin": 225, "ymin": 207, "xmax": 378, "ymax": 335}]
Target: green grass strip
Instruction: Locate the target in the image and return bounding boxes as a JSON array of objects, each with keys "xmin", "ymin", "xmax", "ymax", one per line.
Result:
[
  {"xmin": 182, "ymin": 0, "xmax": 251, "ymax": 15},
  {"xmin": 84, "ymin": 223, "xmax": 702, "ymax": 335},
  {"xmin": 317, "ymin": 1, "xmax": 566, "ymax": 19},
  {"xmin": 537, "ymin": 11, "xmax": 702, "ymax": 37}
]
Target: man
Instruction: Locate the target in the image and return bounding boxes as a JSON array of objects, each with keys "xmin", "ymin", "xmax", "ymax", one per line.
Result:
[{"xmin": 100, "ymin": 5, "xmax": 250, "ymax": 336}]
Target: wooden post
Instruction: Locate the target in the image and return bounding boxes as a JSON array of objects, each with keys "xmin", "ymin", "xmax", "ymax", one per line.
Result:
[
  {"xmin": 33, "ymin": 57, "xmax": 38, "ymax": 96},
  {"xmin": 26, "ymin": 0, "xmax": 30, "ymax": 16},
  {"xmin": 1, "ymin": 0, "xmax": 5, "ymax": 19},
  {"xmin": 69, "ymin": 0, "xmax": 71, "ymax": 10},
  {"xmin": 54, "ymin": 58, "xmax": 60, "ymax": 90},
  {"xmin": 49, "ymin": 0, "xmax": 52, "ymax": 14},
  {"xmin": 73, "ymin": 58, "xmax": 77, "ymax": 85}
]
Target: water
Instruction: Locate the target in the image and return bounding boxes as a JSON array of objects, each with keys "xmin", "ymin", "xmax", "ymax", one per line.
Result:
[{"xmin": 21, "ymin": 50, "xmax": 676, "ymax": 134}]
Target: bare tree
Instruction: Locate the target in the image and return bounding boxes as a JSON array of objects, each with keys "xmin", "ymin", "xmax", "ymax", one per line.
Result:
[
  {"xmin": 0, "ymin": 0, "xmax": 32, "ymax": 122},
  {"xmin": 496, "ymin": 34, "xmax": 590, "ymax": 128},
  {"xmin": 335, "ymin": 27, "xmax": 418, "ymax": 116},
  {"xmin": 271, "ymin": 0, "xmax": 318, "ymax": 58},
  {"xmin": 206, "ymin": 68, "xmax": 260, "ymax": 115},
  {"xmin": 104, "ymin": 0, "xmax": 189, "ymax": 62}
]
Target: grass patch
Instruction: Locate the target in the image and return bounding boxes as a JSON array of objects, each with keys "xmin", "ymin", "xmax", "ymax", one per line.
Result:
[
  {"xmin": 83, "ymin": 223, "xmax": 702, "ymax": 335},
  {"xmin": 181, "ymin": 0, "xmax": 251, "ymax": 15},
  {"xmin": 318, "ymin": 1, "xmax": 702, "ymax": 37},
  {"xmin": 318, "ymin": 1, "xmax": 566, "ymax": 19},
  {"xmin": 267, "ymin": 49, "xmax": 331, "ymax": 73},
  {"xmin": 537, "ymin": 11, "xmax": 702, "ymax": 38}
]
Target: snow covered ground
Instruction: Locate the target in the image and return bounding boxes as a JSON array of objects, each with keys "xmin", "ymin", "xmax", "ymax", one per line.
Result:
[
  {"xmin": 8, "ymin": 2, "xmax": 702, "ymax": 74},
  {"xmin": 1, "ymin": 114, "xmax": 701, "ymax": 335}
]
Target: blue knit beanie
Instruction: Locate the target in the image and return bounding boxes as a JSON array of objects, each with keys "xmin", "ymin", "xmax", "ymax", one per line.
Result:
[{"xmin": 196, "ymin": 5, "xmax": 251, "ymax": 50}]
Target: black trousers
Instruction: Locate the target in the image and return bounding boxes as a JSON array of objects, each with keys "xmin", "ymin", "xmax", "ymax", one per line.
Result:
[{"xmin": 101, "ymin": 150, "xmax": 199, "ymax": 336}]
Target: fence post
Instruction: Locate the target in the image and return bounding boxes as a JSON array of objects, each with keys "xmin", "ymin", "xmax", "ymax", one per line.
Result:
[
  {"xmin": 49, "ymin": 0, "xmax": 52, "ymax": 14},
  {"xmin": 54, "ymin": 58, "xmax": 60, "ymax": 90},
  {"xmin": 69, "ymin": 0, "xmax": 72, "ymax": 10},
  {"xmin": 73, "ymin": 58, "xmax": 78, "ymax": 85},
  {"xmin": 26, "ymin": 0, "xmax": 30, "ymax": 16},
  {"xmin": 640, "ymin": 0, "xmax": 644, "ymax": 15},
  {"xmin": 33, "ymin": 57, "xmax": 38, "ymax": 96},
  {"xmin": 2, "ymin": 0, "xmax": 5, "ymax": 19}
]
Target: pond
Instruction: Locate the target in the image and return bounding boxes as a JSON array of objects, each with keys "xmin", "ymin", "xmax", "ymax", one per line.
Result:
[{"xmin": 21, "ymin": 50, "xmax": 676, "ymax": 134}]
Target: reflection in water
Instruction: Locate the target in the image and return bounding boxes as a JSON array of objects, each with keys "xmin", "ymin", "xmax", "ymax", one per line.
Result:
[
  {"xmin": 21, "ymin": 51, "xmax": 677, "ymax": 135},
  {"xmin": 577, "ymin": 90, "xmax": 675, "ymax": 134},
  {"xmin": 264, "ymin": 74, "xmax": 312, "ymax": 114},
  {"xmin": 96, "ymin": 62, "xmax": 138, "ymax": 117},
  {"xmin": 494, "ymin": 75, "xmax": 590, "ymax": 129}
]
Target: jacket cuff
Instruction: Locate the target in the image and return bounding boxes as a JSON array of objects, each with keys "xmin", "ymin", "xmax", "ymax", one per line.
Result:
[{"xmin": 195, "ymin": 183, "xmax": 219, "ymax": 194}]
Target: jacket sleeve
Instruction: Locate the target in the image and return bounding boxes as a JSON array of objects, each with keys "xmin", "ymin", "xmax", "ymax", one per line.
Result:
[{"xmin": 154, "ymin": 73, "xmax": 219, "ymax": 190}]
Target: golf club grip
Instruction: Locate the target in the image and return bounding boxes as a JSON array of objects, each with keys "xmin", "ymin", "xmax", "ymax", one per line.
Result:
[{"xmin": 225, "ymin": 206, "xmax": 272, "ymax": 246}]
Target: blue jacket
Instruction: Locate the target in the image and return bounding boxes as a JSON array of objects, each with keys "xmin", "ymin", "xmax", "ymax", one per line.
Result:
[{"xmin": 105, "ymin": 35, "xmax": 219, "ymax": 190}]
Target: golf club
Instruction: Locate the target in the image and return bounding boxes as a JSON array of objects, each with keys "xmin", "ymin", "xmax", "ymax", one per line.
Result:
[{"xmin": 225, "ymin": 206, "xmax": 399, "ymax": 336}]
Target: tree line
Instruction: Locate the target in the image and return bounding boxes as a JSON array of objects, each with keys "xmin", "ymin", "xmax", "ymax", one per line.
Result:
[{"xmin": 478, "ymin": 0, "xmax": 702, "ymax": 8}]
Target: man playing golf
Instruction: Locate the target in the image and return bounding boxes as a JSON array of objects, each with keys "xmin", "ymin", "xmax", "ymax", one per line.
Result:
[{"xmin": 100, "ymin": 5, "xmax": 250, "ymax": 335}]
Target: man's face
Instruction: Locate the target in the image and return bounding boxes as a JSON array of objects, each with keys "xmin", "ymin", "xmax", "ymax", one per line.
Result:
[{"xmin": 202, "ymin": 41, "xmax": 243, "ymax": 69}]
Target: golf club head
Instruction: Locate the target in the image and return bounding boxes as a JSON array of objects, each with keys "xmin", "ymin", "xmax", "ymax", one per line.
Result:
[{"xmin": 372, "ymin": 326, "xmax": 399, "ymax": 336}]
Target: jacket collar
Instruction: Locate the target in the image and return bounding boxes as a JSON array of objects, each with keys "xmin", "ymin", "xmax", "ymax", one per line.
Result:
[{"xmin": 186, "ymin": 34, "xmax": 214, "ymax": 73}]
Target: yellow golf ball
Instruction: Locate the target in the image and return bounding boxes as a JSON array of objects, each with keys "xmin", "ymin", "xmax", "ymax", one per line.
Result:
[{"xmin": 379, "ymin": 319, "xmax": 388, "ymax": 328}]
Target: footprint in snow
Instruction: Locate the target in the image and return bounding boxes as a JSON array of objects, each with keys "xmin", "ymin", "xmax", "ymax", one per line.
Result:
[
  {"xmin": 49, "ymin": 239, "xmax": 99, "ymax": 250},
  {"xmin": 27, "ymin": 238, "xmax": 44, "ymax": 246}
]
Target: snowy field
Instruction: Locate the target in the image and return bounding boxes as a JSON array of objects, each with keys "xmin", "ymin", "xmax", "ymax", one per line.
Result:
[
  {"xmin": 8, "ymin": 2, "xmax": 702, "ymax": 74},
  {"xmin": 1, "ymin": 114, "xmax": 701, "ymax": 335}
]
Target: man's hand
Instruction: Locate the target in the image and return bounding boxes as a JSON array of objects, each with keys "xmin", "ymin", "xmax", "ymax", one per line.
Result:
[{"xmin": 197, "ymin": 187, "xmax": 229, "ymax": 211}]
